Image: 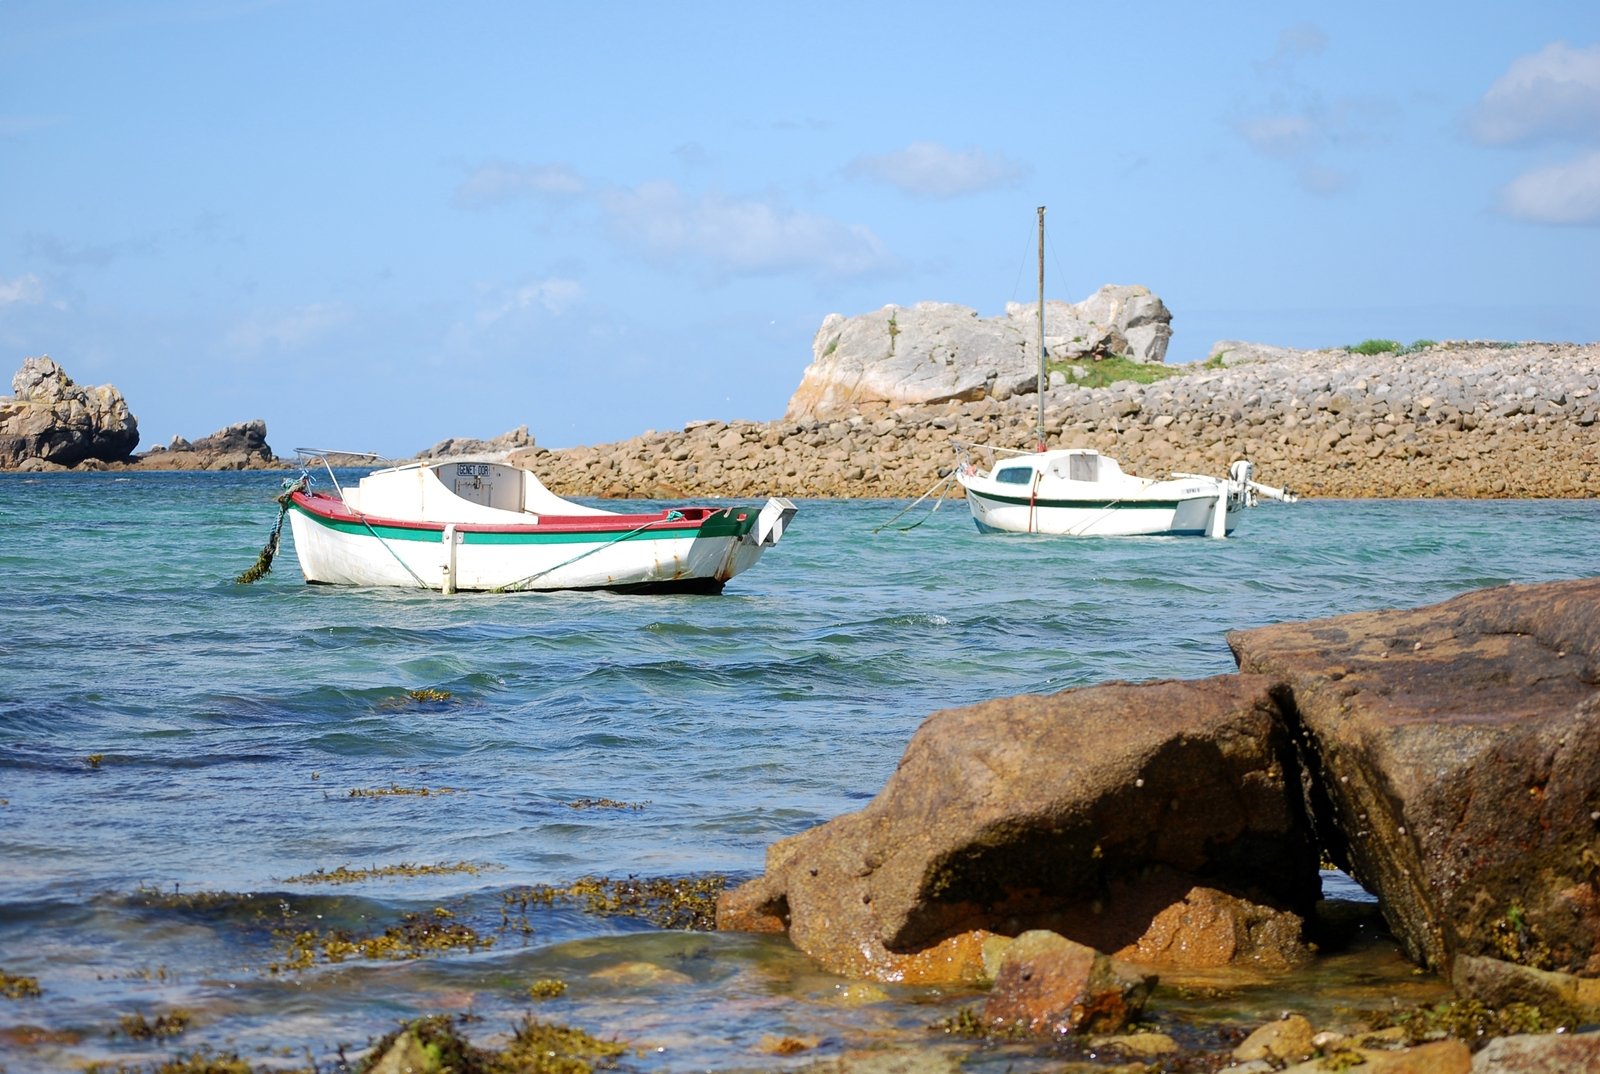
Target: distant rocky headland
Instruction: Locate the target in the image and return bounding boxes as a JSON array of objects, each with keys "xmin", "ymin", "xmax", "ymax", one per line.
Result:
[{"xmin": 4, "ymin": 294, "xmax": 1598, "ymax": 500}]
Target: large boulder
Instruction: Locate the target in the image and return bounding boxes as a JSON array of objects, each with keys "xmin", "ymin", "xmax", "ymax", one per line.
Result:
[
  {"xmin": 1228, "ymin": 578, "xmax": 1600, "ymax": 980},
  {"xmin": 717, "ymin": 675, "xmax": 1321, "ymax": 983},
  {"xmin": 786, "ymin": 285, "xmax": 1173, "ymax": 421},
  {"xmin": 0, "ymin": 355, "xmax": 139, "ymax": 467}
]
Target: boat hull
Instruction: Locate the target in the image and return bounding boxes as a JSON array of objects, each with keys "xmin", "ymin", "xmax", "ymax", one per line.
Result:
[
  {"xmin": 286, "ymin": 492, "xmax": 790, "ymax": 593},
  {"xmin": 960, "ymin": 486, "xmax": 1233, "ymax": 537}
]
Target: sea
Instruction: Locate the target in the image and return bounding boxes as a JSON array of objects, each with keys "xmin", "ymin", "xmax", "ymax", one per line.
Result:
[{"xmin": 1, "ymin": 470, "xmax": 1596, "ymax": 1072}]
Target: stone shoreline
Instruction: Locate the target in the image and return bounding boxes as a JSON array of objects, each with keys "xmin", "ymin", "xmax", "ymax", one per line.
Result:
[
  {"xmin": 9, "ymin": 342, "xmax": 1598, "ymax": 500},
  {"xmin": 507, "ymin": 341, "xmax": 1600, "ymax": 501}
]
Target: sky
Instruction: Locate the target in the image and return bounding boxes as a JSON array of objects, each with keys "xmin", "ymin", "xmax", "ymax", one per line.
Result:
[{"xmin": 2, "ymin": 1, "xmax": 1597, "ymax": 456}]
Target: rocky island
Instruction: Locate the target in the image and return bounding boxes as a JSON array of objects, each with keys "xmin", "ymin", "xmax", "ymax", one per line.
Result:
[{"xmin": 3, "ymin": 285, "xmax": 1598, "ymax": 501}]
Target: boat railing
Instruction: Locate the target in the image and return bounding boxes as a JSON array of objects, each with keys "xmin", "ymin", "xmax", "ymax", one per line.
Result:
[{"xmin": 293, "ymin": 447, "xmax": 392, "ymax": 501}]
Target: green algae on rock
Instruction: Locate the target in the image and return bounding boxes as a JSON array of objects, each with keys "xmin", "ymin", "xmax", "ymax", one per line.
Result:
[
  {"xmin": 282, "ymin": 861, "xmax": 487, "ymax": 884},
  {"xmin": 1, "ymin": 967, "xmax": 42, "ymax": 999},
  {"xmin": 502, "ymin": 875, "xmax": 727, "ymax": 932}
]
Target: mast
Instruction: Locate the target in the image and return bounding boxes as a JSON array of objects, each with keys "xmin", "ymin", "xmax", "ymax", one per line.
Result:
[{"xmin": 1035, "ymin": 205, "xmax": 1046, "ymax": 450}]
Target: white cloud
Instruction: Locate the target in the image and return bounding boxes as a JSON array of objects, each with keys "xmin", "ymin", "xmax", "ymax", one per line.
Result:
[
  {"xmin": 845, "ymin": 141, "xmax": 1026, "ymax": 199},
  {"xmin": 1299, "ymin": 164, "xmax": 1355, "ymax": 196},
  {"xmin": 1496, "ymin": 149, "xmax": 1600, "ymax": 225},
  {"xmin": 225, "ymin": 302, "xmax": 350, "ymax": 351},
  {"xmin": 0, "ymin": 272, "xmax": 46, "ymax": 307},
  {"xmin": 1235, "ymin": 114, "xmax": 1319, "ymax": 159},
  {"xmin": 477, "ymin": 278, "xmax": 586, "ymax": 325},
  {"xmin": 1256, "ymin": 22, "xmax": 1328, "ymax": 72},
  {"xmin": 599, "ymin": 181, "xmax": 895, "ymax": 279},
  {"xmin": 454, "ymin": 162, "xmax": 586, "ymax": 208},
  {"xmin": 1472, "ymin": 42, "xmax": 1600, "ymax": 146}
]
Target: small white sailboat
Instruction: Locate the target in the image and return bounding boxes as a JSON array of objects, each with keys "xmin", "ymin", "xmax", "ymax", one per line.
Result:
[
  {"xmin": 273, "ymin": 453, "xmax": 796, "ymax": 593},
  {"xmin": 955, "ymin": 208, "xmax": 1295, "ymax": 538}
]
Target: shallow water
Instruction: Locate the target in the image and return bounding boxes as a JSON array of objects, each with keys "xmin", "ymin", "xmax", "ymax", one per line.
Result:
[{"xmin": 1, "ymin": 472, "xmax": 1594, "ymax": 1070}]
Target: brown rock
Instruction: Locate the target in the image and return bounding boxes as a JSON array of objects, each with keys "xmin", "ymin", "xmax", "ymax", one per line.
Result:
[
  {"xmin": 1452, "ymin": 955, "xmax": 1600, "ymax": 1024},
  {"xmin": 1117, "ymin": 884, "xmax": 1310, "ymax": 970},
  {"xmin": 982, "ymin": 930, "xmax": 1155, "ymax": 1036},
  {"xmin": 1229, "ymin": 578, "xmax": 1600, "ymax": 978},
  {"xmin": 717, "ymin": 675, "xmax": 1320, "ymax": 983},
  {"xmin": 1470, "ymin": 1030, "xmax": 1600, "ymax": 1072},
  {"xmin": 1282, "ymin": 1039, "xmax": 1470, "ymax": 1073},
  {"xmin": 1234, "ymin": 1012, "xmax": 1316, "ymax": 1063}
]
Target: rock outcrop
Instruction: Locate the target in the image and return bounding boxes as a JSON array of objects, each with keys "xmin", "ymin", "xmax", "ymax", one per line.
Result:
[
  {"xmin": 1228, "ymin": 579, "xmax": 1600, "ymax": 979},
  {"xmin": 415, "ymin": 424, "xmax": 535, "ymax": 460},
  {"xmin": 135, "ymin": 420, "xmax": 275, "ymax": 471},
  {"xmin": 785, "ymin": 285, "xmax": 1172, "ymax": 421},
  {"xmin": 515, "ymin": 341, "xmax": 1600, "ymax": 501},
  {"xmin": 0, "ymin": 355, "xmax": 138, "ymax": 468},
  {"xmin": 719, "ymin": 578, "xmax": 1600, "ymax": 1010}
]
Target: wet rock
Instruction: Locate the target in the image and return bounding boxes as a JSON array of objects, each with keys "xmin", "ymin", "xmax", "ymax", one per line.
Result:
[
  {"xmin": 718, "ymin": 675, "xmax": 1321, "ymax": 983},
  {"xmin": 1451, "ymin": 955, "xmax": 1600, "ymax": 1024},
  {"xmin": 1114, "ymin": 883, "xmax": 1311, "ymax": 970},
  {"xmin": 1279, "ymin": 1039, "xmax": 1471, "ymax": 1073},
  {"xmin": 1228, "ymin": 578, "xmax": 1600, "ymax": 979},
  {"xmin": 1233, "ymin": 1013, "xmax": 1316, "ymax": 1064},
  {"xmin": 982, "ymin": 930, "xmax": 1155, "ymax": 1036},
  {"xmin": 0, "ymin": 355, "xmax": 138, "ymax": 467},
  {"xmin": 1471, "ymin": 1030, "xmax": 1600, "ymax": 1072}
]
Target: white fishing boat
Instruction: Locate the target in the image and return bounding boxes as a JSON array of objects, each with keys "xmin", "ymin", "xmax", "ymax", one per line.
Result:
[
  {"xmin": 266, "ymin": 454, "xmax": 796, "ymax": 593},
  {"xmin": 954, "ymin": 207, "xmax": 1294, "ymax": 538},
  {"xmin": 956, "ymin": 447, "xmax": 1293, "ymax": 537}
]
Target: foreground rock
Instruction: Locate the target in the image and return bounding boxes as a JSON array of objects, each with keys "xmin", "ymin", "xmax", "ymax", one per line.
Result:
[
  {"xmin": 0, "ymin": 355, "xmax": 138, "ymax": 468},
  {"xmin": 718, "ymin": 675, "xmax": 1322, "ymax": 983},
  {"xmin": 983, "ymin": 930, "xmax": 1155, "ymax": 1036},
  {"xmin": 719, "ymin": 578, "xmax": 1600, "ymax": 1025},
  {"xmin": 1229, "ymin": 578, "xmax": 1600, "ymax": 987},
  {"xmin": 786, "ymin": 286, "xmax": 1171, "ymax": 421}
]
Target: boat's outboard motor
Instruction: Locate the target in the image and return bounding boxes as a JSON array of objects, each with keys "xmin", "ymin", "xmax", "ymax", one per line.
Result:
[{"xmin": 1229, "ymin": 459, "xmax": 1257, "ymax": 507}]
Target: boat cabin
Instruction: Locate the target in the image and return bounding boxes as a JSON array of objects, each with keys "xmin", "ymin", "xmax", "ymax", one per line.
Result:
[
  {"xmin": 340, "ymin": 459, "xmax": 607, "ymax": 523},
  {"xmin": 993, "ymin": 449, "xmax": 1127, "ymax": 486}
]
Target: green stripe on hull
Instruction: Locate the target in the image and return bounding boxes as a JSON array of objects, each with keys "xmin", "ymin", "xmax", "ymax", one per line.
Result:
[
  {"xmin": 289, "ymin": 504, "xmax": 756, "ymax": 545},
  {"xmin": 972, "ymin": 492, "xmax": 1187, "ymax": 510}
]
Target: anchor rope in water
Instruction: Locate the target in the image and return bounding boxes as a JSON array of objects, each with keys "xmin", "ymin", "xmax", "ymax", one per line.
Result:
[
  {"xmin": 494, "ymin": 510, "xmax": 684, "ymax": 593},
  {"xmin": 234, "ymin": 476, "xmax": 309, "ymax": 584},
  {"xmin": 871, "ymin": 472, "xmax": 957, "ymax": 534}
]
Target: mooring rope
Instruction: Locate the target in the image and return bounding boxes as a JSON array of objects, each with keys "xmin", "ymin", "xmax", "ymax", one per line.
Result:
[
  {"xmin": 234, "ymin": 477, "xmax": 309, "ymax": 584},
  {"xmin": 493, "ymin": 510, "xmax": 684, "ymax": 593},
  {"xmin": 357, "ymin": 516, "xmax": 432, "ymax": 589},
  {"xmin": 871, "ymin": 472, "xmax": 957, "ymax": 534}
]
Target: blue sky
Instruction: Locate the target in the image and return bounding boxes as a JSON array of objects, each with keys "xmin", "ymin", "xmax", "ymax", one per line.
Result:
[{"xmin": 2, "ymin": 2, "xmax": 1597, "ymax": 455}]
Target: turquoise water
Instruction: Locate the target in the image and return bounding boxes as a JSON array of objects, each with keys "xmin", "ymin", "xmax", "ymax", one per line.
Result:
[{"xmin": 1, "ymin": 471, "xmax": 1595, "ymax": 1070}]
